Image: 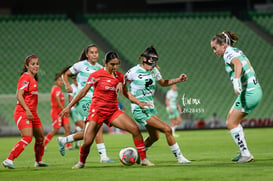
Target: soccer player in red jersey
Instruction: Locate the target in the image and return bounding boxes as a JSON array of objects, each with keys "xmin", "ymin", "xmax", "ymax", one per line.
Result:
[
  {"xmin": 44, "ymin": 73, "xmax": 72, "ymax": 149},
  {"xmin": 2, "ymin": 55, "xmax": 48, "ymax": 169},
  {"xmin": 60, "ymin": 51, "xmax": 154, "ymax": 169},
  {"xmin": 58, "ymin": 45, "xmax": 113, "ymax": 162}
]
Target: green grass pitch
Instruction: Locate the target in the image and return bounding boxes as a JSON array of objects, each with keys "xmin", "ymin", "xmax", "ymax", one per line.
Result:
[{"xmin": 1, "ymin": 128, "xmax": 273, "ymax": 181}]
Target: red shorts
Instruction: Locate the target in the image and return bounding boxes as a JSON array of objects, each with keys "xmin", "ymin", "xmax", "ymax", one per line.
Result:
[
  {"xmin": 86, "ymin": 108, "xmax": 124, "ymax": 126},
  {"xmin": 51, "ymin": 110, "xmax": 70, "ymax": 129},
  {"xmin": 14, "ymin": 110, "xmax": 42, "ymax": 130}
]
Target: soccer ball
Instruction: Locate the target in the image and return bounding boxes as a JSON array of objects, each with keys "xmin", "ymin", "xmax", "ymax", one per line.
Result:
[{"xmin": 119, "ymin": 147, "xmax": 139, "ymax": 166}]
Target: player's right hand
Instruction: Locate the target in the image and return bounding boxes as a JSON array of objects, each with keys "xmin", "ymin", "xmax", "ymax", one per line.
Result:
[
  {"xmin": 59, "ymin": 107, "xmax": 70, "ymax": 118},
  {"xmin": 26, "ymin": 110, "xmax": 34, "ymax": 121}
]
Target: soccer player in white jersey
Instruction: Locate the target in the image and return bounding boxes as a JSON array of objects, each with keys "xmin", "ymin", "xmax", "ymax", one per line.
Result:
[
  {"xmin": 211, "ymin": 31, "xmax": 263, "ymax": 163},
  {"xmin": 58, "ymin": 45, "xmax": 113, "ymax": 163},
  {"xmin": 165, "ymin": 84, "xmax": 182, "ymax": 137},
  {"xmin": 125, "ymin": 46, "xmax": 191, "ymax": 164}
]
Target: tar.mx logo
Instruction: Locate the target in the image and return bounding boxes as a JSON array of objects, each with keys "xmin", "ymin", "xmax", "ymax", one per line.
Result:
[
  {"xmin": 181, "ymin": 94, "xmax": 204, "ymax": 114},
  {"xmin": 182, "ymin": 94, "xmax": 201, "ymax": 106}
]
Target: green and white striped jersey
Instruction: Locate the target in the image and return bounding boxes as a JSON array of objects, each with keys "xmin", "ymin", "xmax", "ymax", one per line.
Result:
[
  {"xmin": 166, "ymin": 89, "xmax": 178, "ymax": 109},
  {"xmin": 125, "ymin": 64, "xmax": 162, "ymax": 111},
  {"xmin": 223, "ymin": 46, "xmax": 260, "ymax": 91},
  {"xmin": 69, "ymin": 60, "xmax": 103, "ymax": 100}
]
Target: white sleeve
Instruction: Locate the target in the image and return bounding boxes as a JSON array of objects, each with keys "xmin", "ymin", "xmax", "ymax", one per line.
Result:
[
  {"xmin": 166, "ymin": 91, "xmax": 171, "ymax": 99},
  {"xmin": 125, "ymin": 69, "xmax": 133, "ymax": 81},
  {"xmin": 154, "ymin": 67, "xmax": 162, "ymax": 81},
  {"xmin": 224, "ymin": 46, "xmax": 242, "ymax": 64},
  {"xmin": 69, "ymin": 62, "xmax": 81, "ymax": 75}
]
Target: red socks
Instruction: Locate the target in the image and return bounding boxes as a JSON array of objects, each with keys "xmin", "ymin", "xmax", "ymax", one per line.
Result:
[
  {"xmin": 44, "ymin": 134, "xmax": 53, "ymax": 146},
  {"xmin": 79, "ymin": 146, "xmax": 90, "ymax": 164},
  {"xmin": 35, "ymin": 138, "xmax": 45, "ymax": 162},
  {"xmin": 8, "ymin": 136, "xmax": 32, "ymax": 160},
  {"xmin": 133, "ymin": 139, "xmax": 147, "ymax": 160},
  {"xmin": 7, "ymin": 136, "xmax": 45, "ymax": 162}
]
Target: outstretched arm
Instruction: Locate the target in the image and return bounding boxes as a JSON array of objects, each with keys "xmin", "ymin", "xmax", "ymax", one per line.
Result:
[
  {"xmin": 157, "ymin": 74, "xmax": 187, "ymax": 87},
  {"xmin": 60, "ymin": 83, "xmax": 91, "ymax": 117}
]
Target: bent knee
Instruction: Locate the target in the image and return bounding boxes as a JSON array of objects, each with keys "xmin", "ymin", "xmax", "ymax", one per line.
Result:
[
  {"xmin": 130, "ymin": 128, "xmax": 141, "ymax": 136},
  {"xmin": 163, "ymin": 126, "xmax": 172, "ymax": 135},
  {"xmin": 226, "ymin": 120, "xmax": 238, "ymax": 130},
  {"xmin": 23, "ymin": 136, "xmax": 33, "ymax": 144}
]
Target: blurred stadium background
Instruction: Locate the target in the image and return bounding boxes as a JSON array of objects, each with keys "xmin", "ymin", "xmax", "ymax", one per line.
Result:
[{"xmin": 0, "ymin": 0, "xmax": 273, "ymax": 135}]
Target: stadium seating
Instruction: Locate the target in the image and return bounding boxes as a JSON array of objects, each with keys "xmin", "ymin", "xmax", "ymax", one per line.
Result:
[
  {"xmin": 85, "ymin": 12, "xmax": 273, "ymax": 121},
  {"xmin": 0, "ymin": 15, "xmax": 99, "ymax": 125},
  {"xmin": 1, "ymin": 12, "xmax": 272, "ymax": 128},
  {"xmin": 249, "ymin": 12, "xmax": 273, "ymax": 36}
]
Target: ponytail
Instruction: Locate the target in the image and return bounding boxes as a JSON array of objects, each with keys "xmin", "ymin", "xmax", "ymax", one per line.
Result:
[{"xmin": 212, "ymin": 31, "xmax": 238, "ymax": 46}]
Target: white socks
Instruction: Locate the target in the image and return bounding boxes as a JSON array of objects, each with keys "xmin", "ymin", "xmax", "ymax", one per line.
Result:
[
  {"xmin": 230, "ymin": 124, "xmax": 250, "ymax": 156},
  {"xmin": 96, "ymin": 143, "xmax": 108, "ymax": 160},
  {"xmin": 5, "ymin": 159, "xmax": 13, "ymax": 164},
  {"xmin": 61, "ymin": 134, "xmax": 75, "ymax": 144},
  {"xmin": 169, "ymin": 143, "xmax": 183, "ymax": 160}
]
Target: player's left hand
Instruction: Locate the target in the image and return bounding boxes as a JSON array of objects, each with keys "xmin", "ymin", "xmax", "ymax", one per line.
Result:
[{"xmin": 179, "ymin": 74, "xmax": 187, "ymax": 82}]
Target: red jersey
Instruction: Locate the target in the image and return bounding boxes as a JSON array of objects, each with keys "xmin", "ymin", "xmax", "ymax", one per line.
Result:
[
  {"xmin": 86, "ymin": 68, "xmax": 124, "ymax": 113},
  {"xmin": 50, "ymin": 85, "xmax": 64, "ymax": 113},
  {"xmin": 15, "ymin": 73, "xmax": 38, "ymax": 113}
]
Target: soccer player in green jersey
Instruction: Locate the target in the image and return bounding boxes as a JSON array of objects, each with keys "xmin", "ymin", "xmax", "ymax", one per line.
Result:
[
  {"xmin": 211, "ymin": 31, "xmax": 263, "ymax": 163},
  {"xmin": 125, "ymin": 46, "xmax": 191, "ymax": 164},
  {"xmin": 165, "ymin": 84, "xmax": 182, "ymax": 137},
  {"xmin": 58, "ymin": 45, "xmax": 113, "ymax": 163}
]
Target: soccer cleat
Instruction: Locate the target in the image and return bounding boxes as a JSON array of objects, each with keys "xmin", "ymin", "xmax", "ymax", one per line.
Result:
[
  {"xmin": 35, "ymin": 161, "xmax": 48, "ymax": 167},
  {"xmin": 141, "ymin": 158, "xmax": 155, "ymax": 166},
  {"xmin": 72, "ymin": 162, "xmax": 85, "ymax": 169},
  {"xmin": 2, "ymin": 159, "xmax": 15, "ymax": 169},
  {"xmin": 100, "ymin": 157, "xmax": 115, "ymax": 163},
  {"xmin": 231, "ymin": 152, "xmax": 241, "ymax": 162},
  {"xmin": 173, "ymin": 133, "xmax": 180, "ymax": 138},
  {"xmin": 57, "ymin": 137, "xmax": 66, "ymax": 156},
  {"xmin": 237, "ymin": 155, "xmax": 254, "ymax": 163},
  {"xmin": 178, "ymin": 156, "xmax": 191, "ymax": 164}
]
